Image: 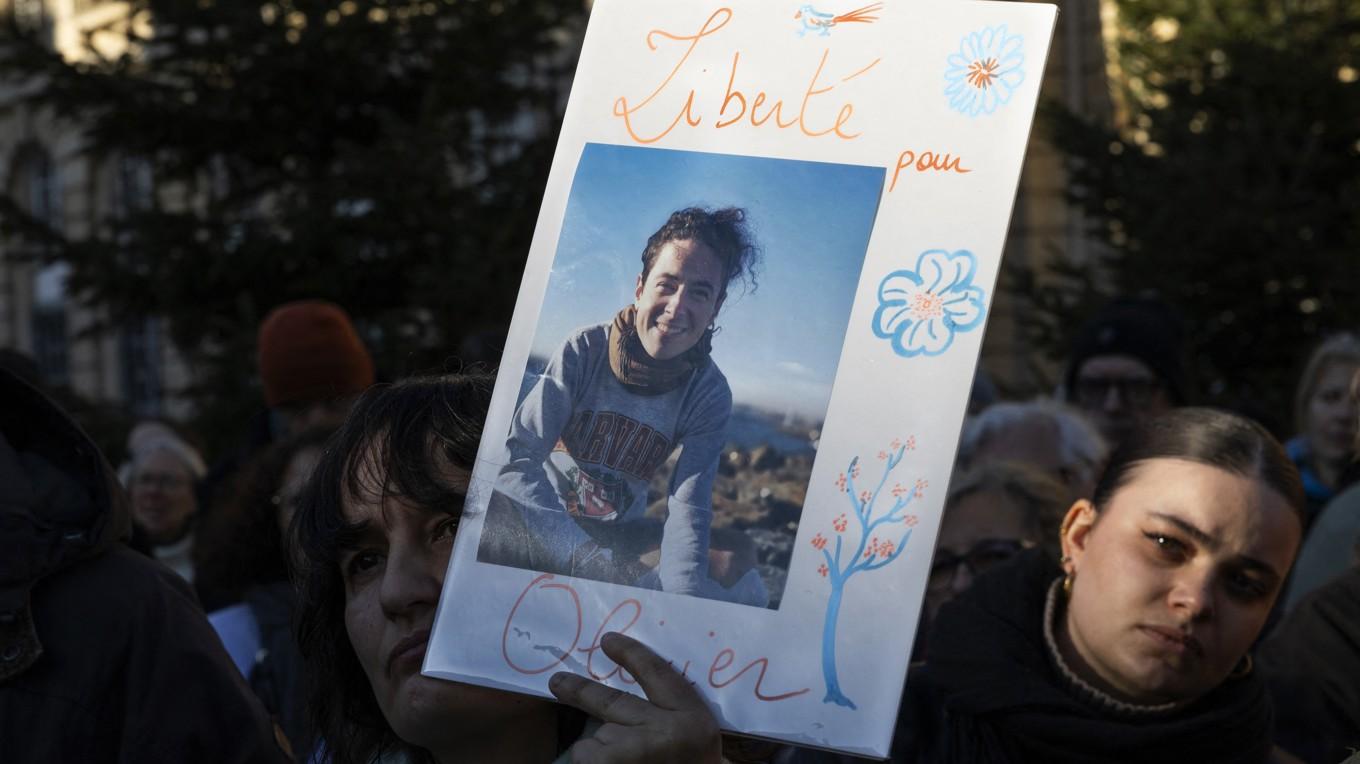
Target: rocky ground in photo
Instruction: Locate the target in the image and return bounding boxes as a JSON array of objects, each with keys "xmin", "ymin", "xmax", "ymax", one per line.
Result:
[{"xmin": 646, "ymin": 443, "xmax": 815, "ymax": 609}]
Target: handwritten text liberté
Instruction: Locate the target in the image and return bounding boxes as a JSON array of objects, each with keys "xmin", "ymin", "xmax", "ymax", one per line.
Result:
[
  {"xmin": 613, "ymin": 8, "xmax": 871, "ymax": 143},
  {"xmin": 609, "ymin": 7, "xmax": 973, "ymax": 191}
]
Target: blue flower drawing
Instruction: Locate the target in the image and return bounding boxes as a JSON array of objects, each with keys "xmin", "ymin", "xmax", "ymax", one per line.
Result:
[
  {"xmin": 872, "ymin": 249, "xmax": 986, "ymax": 357},
  {"xmin": 944, "ymin": 25, "xmax": 1025, "ymax": 117}
]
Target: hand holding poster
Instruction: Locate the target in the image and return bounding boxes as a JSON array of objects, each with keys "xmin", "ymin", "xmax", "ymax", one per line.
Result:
[{"xmin": 429, "ymin": 1, "xmax": 1056, "ymax": 755}]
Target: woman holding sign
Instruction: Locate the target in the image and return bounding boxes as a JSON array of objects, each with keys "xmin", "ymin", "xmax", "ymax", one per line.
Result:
[
  {"xmin": 291, "ymin": 375, "xmax": 725, "ymax": 764},
  {"xmin": 887, "ymin": 408, "xmax": 1304, "ymax": 763},
  {"xmin": 482, "ymin": 207, "xmax": 766, "ymax": 605}
]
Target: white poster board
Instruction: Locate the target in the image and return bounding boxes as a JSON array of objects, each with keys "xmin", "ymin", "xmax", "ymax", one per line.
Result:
[{"xmin": 430, "ymin": 1, "xmax": 1056, "ymax": 755}]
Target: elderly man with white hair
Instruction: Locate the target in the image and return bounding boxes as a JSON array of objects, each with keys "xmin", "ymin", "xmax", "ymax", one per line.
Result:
[
  {"xmin": 124, "ymin": 431, "xmax": 208, "ymax": 582},
  {"xmin": 956, "ymin": 399, "xmax": 1108, "ymax": 505}
]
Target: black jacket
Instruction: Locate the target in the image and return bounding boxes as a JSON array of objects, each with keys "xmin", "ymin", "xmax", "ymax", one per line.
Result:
[
  {"xmin": 1260, "ymin": 565, "xmax": 1360, "ymax": 762},
  {"xmin": 894, "ymin": 550, "xmax": 1274, "ymax": 763},
  {"xmin": 0, "ymin": 370, "xmax": 290, "ymax": 763}
]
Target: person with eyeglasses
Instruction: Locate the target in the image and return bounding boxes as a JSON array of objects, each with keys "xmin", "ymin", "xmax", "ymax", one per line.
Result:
[
  {"xmin": 1063, "ymin": 298, "xmax": 1189, "ymax": 449},
  {"xmin": 921, "ymin": 462, "xmax": 1069, "ymax": 639},
  {"xmin": 126, "ymin": 433, "xmax": 208, "ymax": 582}
]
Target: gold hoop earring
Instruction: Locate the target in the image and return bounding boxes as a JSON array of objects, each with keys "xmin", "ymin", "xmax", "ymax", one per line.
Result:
[
  {"xmin": 1062, "ymin": 572, "xmax": 1074, "ymax": 597},
  {"xmin": 1228, "ymin": 653, "xmax": 1253, "ymax": 680}
]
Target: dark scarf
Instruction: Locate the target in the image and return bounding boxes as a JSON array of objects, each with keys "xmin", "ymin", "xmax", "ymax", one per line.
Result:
[
  {"xmin": 898, "ymin": 549, "xmax": 1273, "ymax": 763},
  {"xmin": 607, "ymin": 305, "xmax": 713, "ymax": 395}
]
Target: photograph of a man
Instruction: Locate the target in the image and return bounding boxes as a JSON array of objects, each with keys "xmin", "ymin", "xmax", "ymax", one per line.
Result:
[
  {"xmin": 483, "ymin": 208, "xmax": 762, "ymax": 603},
  {"xmin": 477, "ymin": 143, "xmax": 884, "ymax": 608}
]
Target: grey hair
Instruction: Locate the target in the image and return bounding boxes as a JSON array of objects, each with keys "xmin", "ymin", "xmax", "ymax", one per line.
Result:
[
  {"xmin": 125, "ymin": 434, "xmax": 208, "ymax": 486},
  {"xmin": 945, "ymin": 461, "xmax": 1071, "ymax": 556},
  {"xmin": 958, "ymin": 399, "xmax": 1108, "ymax": 488}
]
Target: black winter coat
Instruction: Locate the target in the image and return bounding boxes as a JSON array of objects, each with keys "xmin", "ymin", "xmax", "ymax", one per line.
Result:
[
  {"xmin": 0, "ymin": 369, "xmax": 289, "ymax": 763},
  {"xmin": 893, "ymin": 549, "xmax": 1275, "ymax": 763}
]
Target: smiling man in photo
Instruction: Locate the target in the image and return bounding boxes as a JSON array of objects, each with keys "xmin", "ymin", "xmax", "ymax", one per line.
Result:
[{"xmin": 481, "ymin": 207, "xmax": 768, "ymax": 605}]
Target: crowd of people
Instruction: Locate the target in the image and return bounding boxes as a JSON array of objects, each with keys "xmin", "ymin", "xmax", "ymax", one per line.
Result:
[{"xmin": 1, "ymin": 287, "xmax": 1357, "ymax": 763}]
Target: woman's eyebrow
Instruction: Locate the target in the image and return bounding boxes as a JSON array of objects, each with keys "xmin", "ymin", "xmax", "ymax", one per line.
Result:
[
  {"xmin": 1148, "ymin": 511, "xmax": 1282, "ymax": 579},
  {"xmin": 335, "ymin": 519, "xmax": 373, "ymax": 551},
  {"xmin": 1148, "ymin": 511, "xmax": 1216, "ymax": 549},
  {"xmin": 427, "ymin": 489, "xmax": 468, "ymax": 515},
  {"xmin": 1233, "ymin": 556, "xmax": 1282, "ymax": 583}
]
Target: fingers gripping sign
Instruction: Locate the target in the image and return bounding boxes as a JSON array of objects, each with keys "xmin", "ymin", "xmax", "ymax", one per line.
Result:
[{"xmin": 550, "ymin": 632, "xmax": 722, "ymax": 764}]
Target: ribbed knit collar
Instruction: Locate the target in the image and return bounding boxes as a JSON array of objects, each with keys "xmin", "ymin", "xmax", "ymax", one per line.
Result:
[{"xmin": 1041, "ymin": 577, "xmax": 1187, "ymax": 717}]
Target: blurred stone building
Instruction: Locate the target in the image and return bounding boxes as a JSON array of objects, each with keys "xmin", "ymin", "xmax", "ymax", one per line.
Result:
[
  {"xmin": 981, "ymin": 0, "xmax": 1115, "ymax": 398},
  {"xmin": 0, "ymin": 0, "xmax": 193, "ymax": 418}
]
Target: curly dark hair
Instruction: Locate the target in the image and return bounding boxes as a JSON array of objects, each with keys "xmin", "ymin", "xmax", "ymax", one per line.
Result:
[
  {"xmin": 290, "ymin": 374, "xmax": 585, "ymax": 763},
  {"xmin": 640, "ymin": 206, "xmax": 761, "ymax": 298},
  {"xmin": 193, "ymin": 427, "xmax": 334, "ymax": 609}
]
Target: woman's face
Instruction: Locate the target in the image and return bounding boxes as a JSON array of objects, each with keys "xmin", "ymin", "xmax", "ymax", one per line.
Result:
[
  {"xmin": 130, "ymin": 449, "xmax": 198, "ymax": 544},
  {"xmin": 1304, "ymin": 361, "xmax": 1359, "ymax": 466},
  {"xmin": 339, "ymin": 453, "xmax": 548, "ymax": 752},
  {"xmin": 634, "ymin": 238, "xmax": 725, "ymax": 360},
  {"xmin": 926, "ymin": 488, "xmax": 1032, "ymax": 621},
  {"xmin": 1060, "ymin": 458, "xmax": 1299, "ymax": 705}
]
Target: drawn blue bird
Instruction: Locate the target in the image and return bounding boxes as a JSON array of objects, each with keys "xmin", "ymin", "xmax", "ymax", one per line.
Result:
[{"xmin": 793, "ymin": 3, "xmax": 883, "ymax": 38}]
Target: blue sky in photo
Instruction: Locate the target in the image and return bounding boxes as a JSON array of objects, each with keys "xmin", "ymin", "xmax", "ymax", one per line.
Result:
[{"xmin": 530, "ymin": 143, "xmax": 884, "ymax": 421}]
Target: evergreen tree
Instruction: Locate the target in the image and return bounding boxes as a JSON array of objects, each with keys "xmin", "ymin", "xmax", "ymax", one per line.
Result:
[
  {"xmin": 1018, "ymin": 0, "xmax": 1359, "ymax": 430},
  {"xmin": 0, "ymin": 0, "xmax": 585, "ymax": 451}
]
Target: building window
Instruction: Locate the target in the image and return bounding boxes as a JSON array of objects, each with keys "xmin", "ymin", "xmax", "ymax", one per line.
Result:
[
  {"xmin": 121, "ymin": 316, "xmax": 163, "ymax": 417},
  {"xmin": 30, "ymin": 301, "xmax": 68, "ymax": 385},
  {"xmin": 112, "ymin": 154, "xmax": 163, "ymax": 413},
  {"xmin": 11, "ymin": 146, "xmax": 69, "ymax": 386},
  {"xmin": 114, "ymin": 155, "xmax": 154, "ymax": 216}
]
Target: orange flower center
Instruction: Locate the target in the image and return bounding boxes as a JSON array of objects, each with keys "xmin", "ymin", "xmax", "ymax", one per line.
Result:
[
  {"xmin": 967, "ymin": 57, "xmax": 999, "ymax": 89},
  {"xmin": 911, "ymin": 291, "xmax": 945, "ymax": 320}
]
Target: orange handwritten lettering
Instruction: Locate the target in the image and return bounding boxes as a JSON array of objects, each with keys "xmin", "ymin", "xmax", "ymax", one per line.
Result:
[
  {"xmin": 715, "ymin": 51, "xmax": 746, "ymax": 129},
  {"xmin": 842, "ymin": 57, "xmax": 881, "ymax": 83},
  {"xmin": 578, "ymin": 599, "xmax": 643, "ymax": 681},
  {"xmin": 502, "ymin": 574, "xmax": 583, "ymax": 675},
  {"xmin": 708, "ymin": 648, "xmax": 812, "ymax": 702},
  {"xmin": 798, "ymin": 51, "xmax": 837, "ymax": 137},
  {"xmin": 889, "ymin": 148, "xmax": 973, "ymax": 192},
  {"xmin": 499, "ymin": 574, "xmax": 808, "ymax": 703},
  {"xmin": 612, "ymin": 8, "xmax": 872, "ymax": 143},
  {"xmin": 612, "ymin": 8, "xmax": 730, "ymax": 143}
]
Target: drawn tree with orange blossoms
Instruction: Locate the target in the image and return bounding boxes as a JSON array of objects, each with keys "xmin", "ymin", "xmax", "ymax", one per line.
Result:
[{"xmin": 813, "ymin": 437, "xmax": 926, "ymax": 709}]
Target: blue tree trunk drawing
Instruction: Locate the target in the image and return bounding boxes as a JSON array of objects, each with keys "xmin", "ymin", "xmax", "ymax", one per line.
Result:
[
  {"xmin": 820, "ymin": 572, "xmax": 854, "ymax": 707},
  {"xmin": 812, "ymin": 439, "xmax": 925, "ymax": 709}
]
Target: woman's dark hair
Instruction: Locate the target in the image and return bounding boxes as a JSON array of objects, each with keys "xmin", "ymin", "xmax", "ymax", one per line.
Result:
[
  {"xmin": 291, "ymin": 374, "xmax": 494, "ymax": 764},
  {"xmin": 194, "ymin": 427, "xmax": 334, "ymax": 609},
  {"xmin": 1091, "ymin": 407, "xmax": 1307, "ymax": 528},
  {"xmin": 640, "ymin": 206, "xmax": 761, "ymax": 297}
]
